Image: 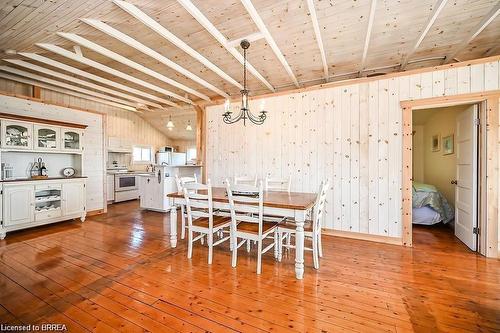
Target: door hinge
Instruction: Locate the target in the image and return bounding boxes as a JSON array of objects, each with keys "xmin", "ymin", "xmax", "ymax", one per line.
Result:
[
  {"xmin": 474, "ymin": 118, "xmax": 480, "ymax": 126},
  {"xmin": 473, "ymin": 227, "xmax": 480, "ymax": 235}
]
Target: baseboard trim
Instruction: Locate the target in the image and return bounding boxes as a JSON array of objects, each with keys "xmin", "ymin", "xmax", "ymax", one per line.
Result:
[
  {"xmin": 323, "ymin": 229, "xmax": 403, "ymax": 246},
  {"xmin": 87, "ymin": 209, "xmax": 105, "ymax": 217}
]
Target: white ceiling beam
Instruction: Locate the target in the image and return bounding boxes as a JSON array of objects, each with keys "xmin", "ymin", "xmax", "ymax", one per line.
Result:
[
  {"xmin": 176, "ymin": 0, "xmax": 275, "ymax": 92},
  {"xmin": 73, "ymin": 45, "xmax": 83, "ymax": 56},
  {"xmin": 360, "ymin": 0, "xmax": 377, "ymax": 72},
  {"xmin": 57, "ymin": 32, "xmax": 202, "ymax": 103},
  {"xmin": 240, "ymin": 0, "xmax": 299, "ymax": 87},
  {"xmin": 400, "ymin": 0, "xmax": 448, "ymax": 70},
  {"xmin": 35, "ymin": 43, "xmax": 181, "ymax": 108},
  {"xmin": 19, "ymin": 52, "xmax": 175, "ymax": 108},
  {"xmin": 444, "ymin": 2, "xmax": 500, "ymax": 64},
  {"xmin": 226, "ymin": 32, "xmax": 264, "ymax": 48},
  {"xmin": 113, "ymin": 0, "xmax": 243, "ymax": 90},
  {"xmin": 0, "ymin": 69, "xmax": 138, "ymax": 112},
  {"xmin": 3, "ymin": 59, "xmax": 163, "ymax": 109},
  {"xmin": 80, "ymin": 19, "xmax": 226, "ymax": 99},
  {"xmin": 306, "ymin": 0, "xmax": 328, "ymax": 80}
]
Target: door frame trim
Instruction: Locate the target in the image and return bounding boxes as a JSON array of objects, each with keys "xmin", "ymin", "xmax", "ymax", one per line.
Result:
[{"xmin": 400, "ymin": 90, "xmax": 500, "ymax": 258}]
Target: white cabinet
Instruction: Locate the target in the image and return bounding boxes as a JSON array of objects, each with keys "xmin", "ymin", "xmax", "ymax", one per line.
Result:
[
  {"xmin": 61, "ymin": 128, "xmax": 84, "ymax": 152},
  {"xmin": 34, "ymin": 124, "xmax": 60, "ymax": 150},
  {"xmin": 3, "ymin": 184, "xmax": 35, "ymax": 226},
  {"xmin": 1, "ymin": 120, "xmax": 33, "ymax": 150},
  {"xmin": 107, "ymin": 174, "xmax": 115, "ymax": 201},
  {"xmin": 108, "ymin": 136, "xmax": 132, "ymax": 153},
  {"xmin": 62, "ymin": 181, "xmax": 85, "ymax": 216}
]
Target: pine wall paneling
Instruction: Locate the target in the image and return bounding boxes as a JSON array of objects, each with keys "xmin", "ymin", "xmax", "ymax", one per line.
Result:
[{"xmin": 205, "ymin": 59, "xmax": 500, "ymax": 248}]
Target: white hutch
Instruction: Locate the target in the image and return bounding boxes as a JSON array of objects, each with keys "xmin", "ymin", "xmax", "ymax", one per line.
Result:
[{"xmin": 0, "ymin": 113, "xmax": 87, "ymax": 239}]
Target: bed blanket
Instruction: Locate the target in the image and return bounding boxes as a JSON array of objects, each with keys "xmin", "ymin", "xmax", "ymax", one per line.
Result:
[{"xmin": 412, "ymin": 183, "xmax": 454, "ymax": 223}]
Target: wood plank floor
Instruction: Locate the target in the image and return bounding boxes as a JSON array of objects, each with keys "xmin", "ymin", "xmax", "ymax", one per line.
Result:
[{"xmin": 0, "ymin": 201, "xmax": 499, "ymax": 332}]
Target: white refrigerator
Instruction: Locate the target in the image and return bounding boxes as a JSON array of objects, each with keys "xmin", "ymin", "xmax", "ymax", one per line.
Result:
[{"xmin": 156, "ymin": 152, "xmax": 187, "ymax": 166}]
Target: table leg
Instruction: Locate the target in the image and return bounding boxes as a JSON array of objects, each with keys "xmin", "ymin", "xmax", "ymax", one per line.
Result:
[
  {"xmin": 295, "ymin": 210, "xmax": 306, "ymax": 279},
  {"xmin": 170, "ymin": 205, "xmax": 178, "ymax": 248}
]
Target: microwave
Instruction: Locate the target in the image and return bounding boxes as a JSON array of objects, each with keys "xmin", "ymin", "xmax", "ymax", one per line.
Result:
[{"xmin": 159, "ymin": 146, "xmax": 175, "ymax": 153}]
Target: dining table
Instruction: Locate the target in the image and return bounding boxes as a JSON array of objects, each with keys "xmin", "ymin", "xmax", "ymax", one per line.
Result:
[{"xmin": 167, "ymin": 187, "xmax": 317, "ymax": 279}]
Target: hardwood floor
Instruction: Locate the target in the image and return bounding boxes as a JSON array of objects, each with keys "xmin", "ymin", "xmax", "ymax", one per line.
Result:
[{"xmin": 0, "ymin": 201, "xmax": 499, "ymax": 332}]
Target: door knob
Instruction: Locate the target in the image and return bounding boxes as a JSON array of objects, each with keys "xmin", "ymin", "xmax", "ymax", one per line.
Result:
[{"xmin": 451, "ymin": 180, "xmax": 458, "ymax": 185}]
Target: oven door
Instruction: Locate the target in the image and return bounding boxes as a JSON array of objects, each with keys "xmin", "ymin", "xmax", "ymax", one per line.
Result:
[{"xmin": 115, "ymin": 175, "xmax": 138, "ymax": 191}]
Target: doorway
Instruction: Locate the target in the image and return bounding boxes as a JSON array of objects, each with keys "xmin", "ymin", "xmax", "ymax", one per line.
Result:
[{"xmin": 411, "ymin": 104, "xmax": 479, "ymax": 252}]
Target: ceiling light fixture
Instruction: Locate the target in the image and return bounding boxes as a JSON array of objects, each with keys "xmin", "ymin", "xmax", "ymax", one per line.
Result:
[
  {"xmin": 166, "ymin": 115, "xmax": 174, "ymax": 130},
  {"xmin": 186, "ymin": 120, "xmax": 193, "ymax": 131},
  {"xmin": 222, "ymin": 40, "xmax": 267, "ymax": 126}
]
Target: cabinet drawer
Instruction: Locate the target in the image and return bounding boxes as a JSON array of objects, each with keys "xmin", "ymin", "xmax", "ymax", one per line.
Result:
[
  {"xmin": 35, "ymin": 184, "xmax": 62, "ymax": 191},
  {"xmin": 35, "ymin": 208, "xmax": 62, "ymax": 221}
]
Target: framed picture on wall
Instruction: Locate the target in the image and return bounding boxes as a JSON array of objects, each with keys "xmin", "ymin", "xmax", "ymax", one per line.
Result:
[
  {"xmin": 443, "ymin": 135, "xmax": 454, "ymax": 155},
  {"xmin": 431, "ymin": 134, "xmax": 440, "ymax": 152}
]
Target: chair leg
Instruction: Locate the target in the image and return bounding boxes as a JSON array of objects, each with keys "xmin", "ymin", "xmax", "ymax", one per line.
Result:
[
  {"xmin": 231, "ymin": 236, "xmax": 238, "ymax": 267},
  {"xmin": 286, "ymin": 232, "xmax": 291, "ymax": 252},
  {"xmin": 246, "ymin": 239, "xmax": 251, "ymax": 252},
  {"xmin": 180, "ymin": 205, "xmax": 186, "ymax": 240},
  {"xmin": 257, "ymin": 239, "xmax": 263, "ymax": 275},
  {"xmin": 200, "ymin": 235, "xmax": 204, "ymax": 245},
  {"xmin": 318, "ymin": 232, "xmax": 323, "ymax": 258},
  {"xmin": 273, "ymin": 229, "xmax": 278, "ymax": 259},
  {"xmin": 208, "ymin": 232, "xmax": 213, "ymax": 265},
  {"xmin": 187, "ymin": 229, "xmax": 193, "ymax": 259},
  {"xmin": 312, "ymin": 234, "xmax": 319, "ymax": 269},
  {"xmin": 278, "ymin": 231, "xmax": 283, "ymax": 262}
]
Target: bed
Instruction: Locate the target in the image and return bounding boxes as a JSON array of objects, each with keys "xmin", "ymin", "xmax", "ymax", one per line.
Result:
[{"xmin": 412, "ymin": 182, "xmax": 454, "ymax": 225}]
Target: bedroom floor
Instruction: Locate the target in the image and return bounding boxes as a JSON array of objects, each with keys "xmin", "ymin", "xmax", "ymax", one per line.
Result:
[
  {"xmin": 412, "ymin": 222, "xmax": 473, "ymax": 254},
  {"xmin": 0, "ymin": 201, "xmax": 499, "ymax": 332}
]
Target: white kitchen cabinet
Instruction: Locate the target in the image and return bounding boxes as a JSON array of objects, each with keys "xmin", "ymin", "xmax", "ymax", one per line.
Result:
[
  {"xmin": 34, "ymin": 124, "xmax": 60, "ymax": 150},
  {"xmin": 3, "ymin": 184, "xmax": 35, "ymax": 226},
  {"xmin": 1, "ymin": 120, "xmax": 33, "ymax": 150},
  {"xmin": 61, "ymin": 128, "xmax": 84, "ymax": 152},
  {"xmin": 107, "ymin": 174, "xmax": 115, "ymax": 201},
  {"xmin": 108, "ymin": 136, "xmax": 132, "ymax": 153},
  {"xmin": 62, "ymin": 181, "xmax": 85, "ymax": 216}
]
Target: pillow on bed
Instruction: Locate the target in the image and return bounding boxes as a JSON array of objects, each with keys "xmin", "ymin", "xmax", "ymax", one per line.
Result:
[{"xmin": 413, "ymin": 182, "xmax": 438, "ymax": 192}]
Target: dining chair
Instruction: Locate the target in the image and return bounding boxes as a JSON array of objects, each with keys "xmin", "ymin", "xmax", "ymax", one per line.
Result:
[
  {"xmin": 226, "ymin": 179, "xmax": 279, "ymax": 274},
  {"xmin": 277, "ymin": 180, "xmax": 329, "ymax": 269},
  {"xmin": 175, "ymin": 174, "xmax": 198, "ymax": 240},
  {"xmin": 183, "ymin": 180, "xmax": 231, "ymax": 264},
  {"xmin": 233, "ymin": 175, "xmax": 257, "ymax": 186},
  {"xmin": 265, "ymin": 175, "xmax": 291, "ymax": 192}
]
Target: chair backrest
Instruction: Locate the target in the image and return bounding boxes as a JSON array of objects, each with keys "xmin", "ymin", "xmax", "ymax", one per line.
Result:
[
  {"xmin": 233, "ymin": 175, "xmax": 257, "ymax": 186},
  {"xmin": 183, "ymin": 180, "xmax": 214, "ymax": 229},
  {"xmin": 312, "ymin": 180, "xmax": 329, "ymax": 234},
  {"xmin": 226, "ymin": 179, "xmax": 265, "ymax": 236},
  {"xmin": 264, "ymin": 175, "xmax": 291, "ymax": 192},
  {"xmin": 175, "ymin": 174, "xmax": 198, "ymax": 192}
]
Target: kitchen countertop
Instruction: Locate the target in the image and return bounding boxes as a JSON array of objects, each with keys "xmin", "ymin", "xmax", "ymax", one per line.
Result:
[{"xmin": 0, "ymin": 176, "xmax": 88, "ymax": 183}]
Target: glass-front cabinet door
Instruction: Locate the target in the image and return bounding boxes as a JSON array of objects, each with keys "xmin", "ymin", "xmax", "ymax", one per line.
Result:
[
  {"xmin": 34, "ymin": 124, "xmax": 60, "ymax": 150},
  {"xmin": 1, "ymin": 120, "xmax": 33, "ymax": 150},
  {"xmin": 61, "ymin": 128, "xmax": 83, "ymax": 152}
]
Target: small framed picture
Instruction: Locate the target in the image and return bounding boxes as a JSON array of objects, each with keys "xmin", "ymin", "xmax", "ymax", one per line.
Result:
[
  {"xmin": 443, "ymin": 134, "xmax": 454, "ymax": 155},
  {"xmin": 431, "ymin": 134, "xmax": 440, "ymax": 152}
]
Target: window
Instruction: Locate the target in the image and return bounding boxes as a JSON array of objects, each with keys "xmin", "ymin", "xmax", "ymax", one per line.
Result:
[
  {"xmin": 187, "ymin": 147, "xmax": 197, "ymax": 162},
  {"xmin": 133, "ymin": 146, "xmax": 153, "ymax": 164}
]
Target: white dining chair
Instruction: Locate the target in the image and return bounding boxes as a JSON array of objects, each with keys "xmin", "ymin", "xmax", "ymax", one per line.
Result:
[
  {"xmin": 226, "ymin": 179, "xmax": 279, "ymax": 274},
  {"xmin": 265, "ymin": 175, "xmax": 291, "ymax": 192},
  {"xmin": 175, "ymin": 174, "xmax": 198, "ymax": 240},
  {"xmin": 183, "ymin": 180, "xmax": 231, "ymax": 264},
  {"xmin": 233, "ymin": 175, "xmax": 257, "ymax": 186},
  {"xmin": 277, "ymin": 180, "xmax": 329, "ymax": 269}
]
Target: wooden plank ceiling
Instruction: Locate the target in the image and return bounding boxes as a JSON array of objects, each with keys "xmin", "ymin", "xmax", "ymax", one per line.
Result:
[{"xmin": 0, "ymin": 0, "xmax": 498, "ymax": 138}]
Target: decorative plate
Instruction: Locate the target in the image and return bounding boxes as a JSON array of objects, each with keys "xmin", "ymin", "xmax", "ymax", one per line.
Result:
[{"xmin": 62, "ymin": 167, "xmax": 76, "ymax": 178}]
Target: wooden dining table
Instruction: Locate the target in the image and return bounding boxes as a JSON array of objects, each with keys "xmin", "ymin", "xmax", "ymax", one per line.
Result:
[{"xmin": 167, "ymin": 187, "xmax": 317, "ymax": 279}]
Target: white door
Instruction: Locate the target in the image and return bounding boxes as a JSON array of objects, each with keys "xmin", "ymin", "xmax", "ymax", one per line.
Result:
[
  {"xmin": 61, "ymin": 128, "xmax": 84, "ymax": 152},
  {"xmin": 62, "ymin": 182, "xmax": 85, "ymax": 216},
  {"xmin": 3, "ymin": 185, "xmax": 34, "ymax": 226},
  {"xmin": 454, "ymin": 105, "xmax": 478, "ymax": 251},
  {"xmin": 1, "ymin": 120, "xmax": 33, "ymax": 150},
  {"xmin": 34, "ymin": 124, "xmax": 60, "ymax": 150}
]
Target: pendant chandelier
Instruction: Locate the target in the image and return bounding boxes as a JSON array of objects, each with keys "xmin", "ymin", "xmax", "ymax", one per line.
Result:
[{"xmin": 222, "ymin": 39, "xmax": 267, "ymax": 126}]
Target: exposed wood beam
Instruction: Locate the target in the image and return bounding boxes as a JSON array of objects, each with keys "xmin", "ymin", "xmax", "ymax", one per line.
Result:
[
  {"xmin": 113, "ymin": 0, "xmax": 243, "ymax": 90},
  {"xmin": 485, "ymin": 44, "xmax": 500, "ymax": 57},
  {"xmin": 3, "ymin": 59, "xmax": 163, "ymax": 109},
  {"xmin": 176, "ymin": 0, "xmax": 275, "ymax": 92},
  {"xmin": 19, "ymin": 52, "xmax": 174, "ymax": 108},
  {"xmin": 0, "ymin": 66, "xmax": 140, "ymax": 111},
  {"xmin": 57, "ymin": 32, "xmax": 200, "ymax": 103},
  {"xmin": 35, "ymin": 43, "xmax": 181, "ymax": 108},
  {"xmin": 360, "ymin": 0, "xmax": 377, "ymax": 71},
  {"xmin": 400, "ymin": 0, "xmax": 448, "ymax": 70},
  {"xmin": 81, "ymin": 19, "xmax": 226, "ymax": 99},
  {"xmin": 306, "ymin": 0, "xmax": 328, "ymax": 80},
  {"xmin": 0, "ymin": 72, "xmax": 138, "ymax": 112},
  {"xmin": 73, "ymin": 45, "xmax": 83, "ymax": 56},
  {"xmin": 240, "ymin": 0, "xmax": 299, "ymax": 87},
  {"xmin": 227, "ymin": 32, "xmax": 264, "ymax": 48},
  {"xmin": 444, "ymin": 2, "xmax": 500, "ymax": 64}
]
